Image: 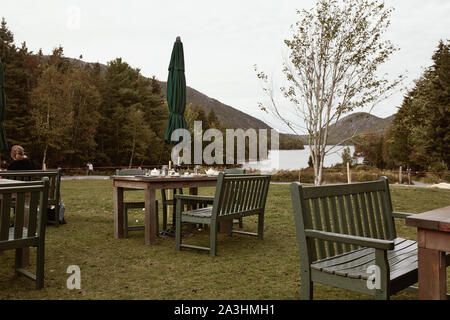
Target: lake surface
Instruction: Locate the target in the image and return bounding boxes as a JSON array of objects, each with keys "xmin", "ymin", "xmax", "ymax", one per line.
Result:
[{"xmin": 243, "ymin": 145, "xmax": 361, "ymax": 171}]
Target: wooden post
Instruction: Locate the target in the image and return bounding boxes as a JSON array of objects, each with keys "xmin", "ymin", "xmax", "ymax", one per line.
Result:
[
  {"xmin": 399, "ymin": 166, "xmax": 402, "ymax": 184},
  {"xmin": 298, "ymin": 170, "xmax": 301, "ymax": 182},
  {"xmin": 407, "ymin": 168, "xmax": 411, "ymax": 185},
  {"xmin": 347, "ymin": 162, "xmax": 351, "ymax": 184},
  {"xmin": 168, "ymin": 161, "xmax": 172, "ymax": 221}
]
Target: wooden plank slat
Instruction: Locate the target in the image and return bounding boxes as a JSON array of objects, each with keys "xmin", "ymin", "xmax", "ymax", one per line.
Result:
[
  {"xmin": 368, "ymin": 191, "xmax": 384, "ymax": 239},
  {"xmin": 337, "ymin": 195, "xmax": 352, "ymax": 252},
  {"xmin": 302, "ymin": 180, "xmax": 386, "ymax": 199},
  {"xmin": 26, "ymin": 190, "xmax": 38, "ymax": 237},
  {"xmin": 14, "ymin": 193, "xmax": 25, "ymax": 240},
  {"xmin": 363, "ymin": 192, "xmax": 378, "ymax": 239},
  {"xmin": 378, "ymin": 191, "xmax": 395, "ymax": 239},
  {"xmin": 0, "ymin": 193, "xmax": 12, "ymax": 241},
  {"xmin": 329, "ymin": 196, "xmax": 343, "ymax": 254},
  {"xmin": 357, "ymin": 193, "xmax": 371, "ymax": 238},
  {"xmin": 351, "ymin": 194, "xmax": 364, "ymax": 237},
  {"xmin": 320, "ymin": 197, "xmax": 335, "ymax": 257},
  {"xmin": 304, "ymin": 199, "xmax": 317, "ymax": 262},
  {"xmin": 312, "ymin": 198, "xmax": 326, "ymax": 260}
]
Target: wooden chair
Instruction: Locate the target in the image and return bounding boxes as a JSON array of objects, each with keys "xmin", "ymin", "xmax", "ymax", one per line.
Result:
[
  {"xmin": 115, "ymin": 169, "xmax": 185, "ymax": 235},
  {"xmin": 290, "ymin": 177, "xmax": 419, "ymax": 300},
  {"xmin": 0, "ymin": 178, "xmax": 49, "ymax": 289},
  {"xmin": 161, "ymin": 188, "xmax": 184, "ymax": 231},
  {"xmin": 175, "ymin": 173, "xmax": 271, "ymax": 256},
  {"xmin": 0, "ymin": 170, "xmax": 61, "ymax": 226},
  {"xmin": 115, "ymin": 168, "xmax": 154, "ymax": 237},
  {"xmin": 224, "ymin": 168, "xmax": 245, "ymax": 228}
]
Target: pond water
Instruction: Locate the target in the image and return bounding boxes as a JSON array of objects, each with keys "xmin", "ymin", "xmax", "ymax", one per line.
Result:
[{"xmin": 243, "ymin": 145, "xmax": 361, "ymax": 171}]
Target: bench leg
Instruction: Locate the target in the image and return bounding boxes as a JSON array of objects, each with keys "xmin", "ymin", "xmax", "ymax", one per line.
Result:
[
  {"xmin": 210, "ymin": 222, "xmax": 218, "ymax": 257},
  {"xmin": 258, "ymin": 213, "xmax": 264, "ymax": 240},
  {"xmin": 15, "ymin": 248, "xmax": 23, "ymax": 275},
  {"xmin": 301, "ymin": 272, "xmax": 313, "ymax": 300},
  {"xmin": 175, "ymin": 208, "xmax": 182, "ymax": 252},
  {"xmin": 36, "ymin": 244, "xmax": 45, "ymax": 289},
  {"xmin": 155, "ymin": 201, "xmax": 159, "ymax": 234}
]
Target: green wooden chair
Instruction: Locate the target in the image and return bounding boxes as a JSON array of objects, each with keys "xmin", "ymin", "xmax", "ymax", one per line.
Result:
[
  {"xmin": 0, "ymin": 178, "xmax": 49, "ymax": 289},
  {"xmin": 175, "ymin": 173, "xmax": 271, "ymax": 257},
  {"xmin": 0, "ymin": 169, "xmax": 61, "ymax": 226},
  {"xmin": 115, "ymin": 168, "xmax": 183, "ymax": 236},
  {"xmin": 290, "ymin": 177, "xmax": 419, "ymax": 300},
  {"xmin": 115, "ymin": 168, "xmax": 152, "ymax": 237},
  {"xmin": 160, "ymin": 187, "xmax": 184, "ymax": 231},
  {"xmin": 224, "ymin": 168, "xmax": 245, "ymax": 228}
]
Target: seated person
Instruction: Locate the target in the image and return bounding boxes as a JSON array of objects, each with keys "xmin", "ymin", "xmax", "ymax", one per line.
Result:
[{"xmin": 7, "ymin": 145, "xmax": 35, "ymax": 170}]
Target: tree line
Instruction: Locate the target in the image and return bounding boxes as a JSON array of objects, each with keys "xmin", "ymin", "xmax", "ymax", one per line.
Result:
[
  {"xmin": 353, "ymin": 40, "xmax": 449, "ymax": 172},
  {"xmin": 0, "ymin": 19, "xmax": 236, "ymax": 169}
]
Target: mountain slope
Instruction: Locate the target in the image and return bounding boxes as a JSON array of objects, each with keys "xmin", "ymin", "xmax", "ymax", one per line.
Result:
[
  {"xmin": 289, "ymin": 112, "xmax": 393, "ymax": 145},
  {"xmin": 158, "ymin": 82, "xmax": 271, "ymax": 130}
]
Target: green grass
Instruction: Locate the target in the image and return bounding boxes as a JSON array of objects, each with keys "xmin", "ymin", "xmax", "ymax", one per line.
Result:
[{"xmin": 0, "ymin": 180, "xmax": 449, "ymax": 300}]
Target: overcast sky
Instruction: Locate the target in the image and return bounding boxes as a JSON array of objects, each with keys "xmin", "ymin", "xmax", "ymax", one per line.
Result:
[{"xmin": 2, "ymin": 0, "xmax": 449, "ymax": 132}]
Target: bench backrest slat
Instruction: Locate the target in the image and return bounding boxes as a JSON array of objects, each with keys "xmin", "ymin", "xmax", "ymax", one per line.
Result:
[
  {"xmin": 212, "ymin": 173, "xmax": 271, "ymax": 219},
  {"xmin": 0, "ymin": 193, "xmax": 12, "ymax": 241},
  {"xmin": 116, "ymin": 168, "xmax": 148, "ymax": 176},
  {"xmin": 291, "ymin": 177, "xmax": 396, "ymax": 263},
  {"xmin": 0, "ymin": 179, "xmax": 49, "ymax": 242}
]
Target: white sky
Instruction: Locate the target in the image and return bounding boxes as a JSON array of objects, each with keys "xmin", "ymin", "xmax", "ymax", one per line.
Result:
[{"xmin": 2, "ymin": 0, "xmax": 449, "ymax": 132}]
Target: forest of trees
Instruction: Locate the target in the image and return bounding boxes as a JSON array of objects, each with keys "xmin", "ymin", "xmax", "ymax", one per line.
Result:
[
  {"xmin": 353, "ymin": 40, "xmax": 449, "ymax": 172},
  {"xmin": 1, "ymin": 19, "xmax": 299, "ymax": 169},
  {"xmin": 0, "ymin": 19, "xmax": 246, "ymax": 169}
]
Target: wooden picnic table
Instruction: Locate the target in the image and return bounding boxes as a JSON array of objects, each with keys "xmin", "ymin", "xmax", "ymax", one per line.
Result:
[
  {"xmin": 406, "ymin": 206, "xmax": 450, "ymax": 300},
  {"xmin": 112, "ymin": 175, "xmax": 218, "ymax": 245}
]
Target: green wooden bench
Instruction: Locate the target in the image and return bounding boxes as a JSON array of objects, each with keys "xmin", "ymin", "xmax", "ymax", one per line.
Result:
[
  {"xmin": 290, "ymin": 177, "xmax": 419, "ymax": 300},
  {"xmin": 175, "ymin": 173, "xmax": 271, "ymax": 257},
  {"xmin": 0, "ymin": 170, "xmax": 61, "ymax": 226},
  {"xmin": 0, "ymin": 178, "xmax": 49, "ymax": 289}
]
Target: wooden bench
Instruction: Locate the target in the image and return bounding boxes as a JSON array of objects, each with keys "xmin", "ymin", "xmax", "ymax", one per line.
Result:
[
  {"xmin": 0, "ymin": 178, "xmax": 49, "ymax": 289},
  {"xmin": 290, "ymin": 177, "xmax": 419, "ymax": 300},
  {"xmin": 0, "ymin": 170, "xmax": 61, "ymax": 226},
  {"xmin": 175, "ymin": 173, "xmax": 271, "ymax": 256}
]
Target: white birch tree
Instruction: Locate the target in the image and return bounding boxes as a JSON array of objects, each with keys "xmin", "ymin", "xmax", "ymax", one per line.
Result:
[{"xmin": 256, "ymin": 0, "xmax": 403, "ymax": 185}]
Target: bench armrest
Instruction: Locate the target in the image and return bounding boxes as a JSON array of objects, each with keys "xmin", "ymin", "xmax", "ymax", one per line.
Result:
[
  {"xmin": 304, "ymin": 229, "xmax": 395, "ymax": 250},
  {"xmin": 174, "ymin": 194, "xmax": 214, "ymax": 203},
  {"xmin": 392, "ymin": 211, "xmax": 413, "ymax": 219}
]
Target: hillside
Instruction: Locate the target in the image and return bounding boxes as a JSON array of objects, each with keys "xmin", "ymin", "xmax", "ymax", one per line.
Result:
[
  {"xmin": 288, "ymin": 112, "xmax": 393, "ymax": 145},
  {"xmin": 159, "ymin": 82, "xmax": 271, "ymax": 130}
]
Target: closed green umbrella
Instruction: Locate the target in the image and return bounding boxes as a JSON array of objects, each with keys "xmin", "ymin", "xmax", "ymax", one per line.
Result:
[
  {"xmin": 164, "ymin": 37, "xmax": 188, "ymax": 145},
  {"xmin": 0, "ymin": 58, "xmax": 7, "ymax": 152}
]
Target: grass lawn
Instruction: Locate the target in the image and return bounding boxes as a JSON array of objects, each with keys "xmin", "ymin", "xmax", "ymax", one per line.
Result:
[{"xmin": 0, "ymin": 179, "xmax": 449, "ymax": 300}]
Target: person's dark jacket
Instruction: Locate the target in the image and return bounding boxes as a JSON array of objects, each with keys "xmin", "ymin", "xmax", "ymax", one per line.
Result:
[{"xmin": 7, "ymin": 159, "xmax": 34, "ymax": 170}]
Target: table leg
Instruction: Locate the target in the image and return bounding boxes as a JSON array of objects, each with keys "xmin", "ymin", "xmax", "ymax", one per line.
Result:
[
  {"xmin": 113, "ymin": 186, "xmax": 124, "ymax": 239},
  {"xmin": 418, "ymin": 247, "xmax": 447, "ymax": 300},
  {"xmin": 144, "ymin": 187, "xmax": 157, "ymax": 245}
]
